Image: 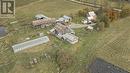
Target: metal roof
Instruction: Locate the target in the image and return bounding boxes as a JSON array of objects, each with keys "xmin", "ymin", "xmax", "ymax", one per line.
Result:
[
  {"xmin": 63, "ymin": 33, "xmax": 78, "ymax": 41},
  {"xmin": 35, "ymin": 14, "xmax": 48, "ymax": 19},
  {"xmin": 12, "ymin": 36, "xmax": 49, "ymax": 53},
  {"xmin": 63, "ymin": 15, "xmax": 72, "ymax": 19}
]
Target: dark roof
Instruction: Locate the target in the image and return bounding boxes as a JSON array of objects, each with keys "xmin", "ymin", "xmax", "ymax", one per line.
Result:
[
  {"xmin": 88, "ymin": 58, "xmax": 129, "ymax": 73},
  {"xmin": 32, "ymin": 18, "xmax": 56, "ymax": 26},
  {"xmin": 0, "ymin": 27, "xmax": 6, "ymax": 37}
]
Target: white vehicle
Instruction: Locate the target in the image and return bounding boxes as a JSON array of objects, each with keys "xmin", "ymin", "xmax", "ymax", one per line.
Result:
[{"xmin": 82, "ymin": 19, "xmax": 92, "ymax": 24}]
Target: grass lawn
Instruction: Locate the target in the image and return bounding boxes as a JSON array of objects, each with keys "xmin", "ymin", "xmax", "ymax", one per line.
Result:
[
  {"xmin": 0, "ymin": 0, "xmax": 130, "ymax": 73},
  {"xmin": 8, "ymin": 17, "xmax": 130, "ymax": 73}
]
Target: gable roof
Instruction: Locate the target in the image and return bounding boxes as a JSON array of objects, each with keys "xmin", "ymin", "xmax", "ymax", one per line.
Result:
[
  {"xmin": 63, "ymin": 15, "xmax": 72, "ymax": 19},
  {"xmin": 35, "ymin": 14, "xmax": 48, "ymax": 19},
  {"xmin": 54, "ymin": 23, "xmax": 73, "ymax": 34},
  {"xmin": 88, "ymin": 58, "xmax": 129, "ymax": 73},
  {"xmin": 32, "ymin": 18, "xmax": 56, "ymax": 26},
  {"xmin": 88, "ymin": 11, "xmax": 96, "ymax": 17},
  {"xmin": 63, "ymin": 33, "xmax": 78, "ymax": 42},
  {"xmin": 12, "ymin": 36, "xmax": 49, "ymax": 53}
]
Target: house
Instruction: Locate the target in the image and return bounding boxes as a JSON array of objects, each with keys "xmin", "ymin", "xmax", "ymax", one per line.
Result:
[
  {"xmin": 88, "ymin": 11, "xmax": 97, "ymax": 21},
  {"xmin": 88, "ymin": 58, "xmax": 129, "ymax": 73},
  {"xmin": 50, "ymin": 23, "xmax": 78, "ymax": 44},
  {"xmin": 82, "ymin": 11, "xmax": 97, "ymax": 24},
  {"xmin": 32, "ymin": 18, "xmax": 56, "ymax": 28},
  {"xmin": 35, "ymin": 14, "xmax": 48, "ymax": 20},
  {"xmin": 12, "ymin": 36, "xmax": 50, "ymax": 53},
  {"xmin": 88, "ymin": 11, "xmax": 96, "ymax": 17},
  {"xmin": 56, "ymin": 15, "xmax": 72, "ymax": 23}
]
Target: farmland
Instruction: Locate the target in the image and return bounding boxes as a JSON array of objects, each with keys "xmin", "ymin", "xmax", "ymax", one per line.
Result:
[{"xmin": 0, "ymin": 0, "xmax": 130, "ymax": 73}]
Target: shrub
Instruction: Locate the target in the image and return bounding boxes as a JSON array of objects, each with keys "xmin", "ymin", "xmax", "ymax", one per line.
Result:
[
  {"xmin": 120, "ymin": 7, "xmax": 130, "ymax": 18},
  {"xmin": 55, "ymin": 49, "xmax": 73, "ymax": 72}
]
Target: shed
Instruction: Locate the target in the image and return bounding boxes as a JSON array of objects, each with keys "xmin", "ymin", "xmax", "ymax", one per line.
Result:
[
  {"xmin": 63, "ymin": 15, "xmax": 72, "ymax": 20},
  {"xmin": 56, "ymin": 17, "xmax": 65, "ymax": 22},
  {"xmin": 57, "ymin": 15, "xmax": 72, "ymax": 23},
  {"xmin": 88, "ymin": 58, "xmax": 129, "ymax": 73},
  {"xmin": 35, "ymin": 14, "xmax": 48, "ymax": 20}
]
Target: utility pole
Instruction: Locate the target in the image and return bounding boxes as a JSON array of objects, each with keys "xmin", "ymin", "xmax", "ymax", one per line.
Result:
[
  {"xmin": 101, "ymin": 0, "xmax": 103, "ymax": 9},
  {"xmin": 93, "ymin": 0, "xmax": 96, "ymax": 6},
  {"xmin": 120, "ymin": 0, "xmax": 125, "ymax": 9}
]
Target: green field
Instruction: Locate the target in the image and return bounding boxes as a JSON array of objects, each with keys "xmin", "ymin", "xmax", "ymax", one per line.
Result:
[{"xmin": 0, "ymin": 0, "xmax": 130, "ymax": 73}]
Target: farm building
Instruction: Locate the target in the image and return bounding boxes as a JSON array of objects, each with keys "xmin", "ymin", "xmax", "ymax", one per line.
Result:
[
  {"xmin": 62, "ymin": 33, "xmax": 79, "ymax": 44},
  {"xmin": 56, "ymin": 15, "xmax": 72, "ymax": 23},
  {"xmin": 82, "ymin": 11, "xmax": 97, "ymax": 24},
  {"xmin": 35, "ymin": 14, "xmax": 48, "ymax": 20},
  {"xmin": 50, "ymin": 23, "xmax": 78, "ymax": 44},
  {"xmin": 32, "ymin": 18, "xmax": 56, "ymax": 28},
  {"xmin": 87, "ymin": 11, "xmax": 97, "ymax": 21},
  {"xmin": 50, "ymin": 23, "xmax": 75, "ymax": 35},
  {"xmin": 88, "ymin": 58, "xmax": 129, "ymax": 73},
  {"xmin": 12, "ymin": 36, "xmax": 50, "ymax": 53}
]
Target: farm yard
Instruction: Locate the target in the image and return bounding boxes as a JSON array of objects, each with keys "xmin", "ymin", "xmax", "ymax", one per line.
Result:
[{"xmin": 0, "ymin": 0, "xmax": 130, "ymax": 73}]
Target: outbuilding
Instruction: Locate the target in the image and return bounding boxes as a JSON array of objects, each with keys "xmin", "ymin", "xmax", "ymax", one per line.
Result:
[
  {"xmin": 62, "ymin": 33, "xmax": 79, "ymax": 44},
  {"xmin": 56, "ymin": 15, "xmax": 72, "ymax": 23},
  {"xmin": 35, "ymin": 14, "xmax": 48, "ymax": 20},
  {"xmin": 50, "ymin": 23, "xmax": 78, "ymax": 44},
  {"xmin": 32, "ymin": 18, "xmax": 56, "ymax": 28}
]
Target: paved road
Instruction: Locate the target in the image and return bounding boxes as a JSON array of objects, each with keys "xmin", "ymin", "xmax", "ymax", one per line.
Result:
[
  {"xmin": 69, "ymin": 23, "xmax": 96, "ymax": 29},
  {"xmin": 69, "ymin": 23, "xmax": 88, "ymax": 29},
  {"xmin": 69, "ymin": 0, "xmax": 122, "ymax": 11}
]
